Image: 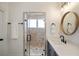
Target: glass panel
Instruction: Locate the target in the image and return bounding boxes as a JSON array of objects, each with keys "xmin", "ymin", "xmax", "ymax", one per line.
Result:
[
  {"xmin": 25, "ymin": 12, "xmax": 46, "ymax": 56},
  {"xmin": 28, "ymin": 19, "xmax": 36, "ymax": 28},
  {"xmin": 38, "ymin": 19, "xmax": 45, "ymax": 28}
]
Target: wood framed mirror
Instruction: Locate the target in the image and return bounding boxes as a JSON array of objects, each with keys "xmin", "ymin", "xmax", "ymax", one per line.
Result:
[{"xmin": 61, "ymin": 11, "xmax": 79, "ymax": 35}]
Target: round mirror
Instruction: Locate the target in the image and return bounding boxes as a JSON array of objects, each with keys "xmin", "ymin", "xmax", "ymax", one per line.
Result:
[{"xmin": 61, "ymin": 11, "xmax": 79, "ymax": 35}]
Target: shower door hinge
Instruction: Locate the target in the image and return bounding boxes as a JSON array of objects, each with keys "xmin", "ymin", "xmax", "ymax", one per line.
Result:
[{"xmin": 18, "ymin": 23, "xmax": 23, "ymax": 24}]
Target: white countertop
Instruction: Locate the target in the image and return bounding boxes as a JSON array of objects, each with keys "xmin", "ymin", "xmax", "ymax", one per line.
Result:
[{"xmin": 48, "ymin": 38, "xmax": 79, "ymax": 56}]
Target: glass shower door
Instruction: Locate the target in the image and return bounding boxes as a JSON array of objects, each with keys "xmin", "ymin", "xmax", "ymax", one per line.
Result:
[{"xmin": 24, "ymin": 12, "xmax": 46, "ymax": 56}]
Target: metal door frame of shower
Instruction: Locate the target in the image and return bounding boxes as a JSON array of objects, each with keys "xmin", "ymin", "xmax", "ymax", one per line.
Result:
[{"xmin": 23, "ymin": 12, "xmax": 47, "ymax": 56}]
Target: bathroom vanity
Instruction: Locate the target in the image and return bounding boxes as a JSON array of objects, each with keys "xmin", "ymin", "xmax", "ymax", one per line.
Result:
[
  {"xmin": 47, "ymin": 41, "xmax": 58, "ymax": 56},
  {"xmin": 47, "ymin": 38, "xmax": 79, "ymax": 56}
]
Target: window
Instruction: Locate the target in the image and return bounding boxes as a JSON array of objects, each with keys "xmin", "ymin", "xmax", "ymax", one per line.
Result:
[
  {"xmin": 38, "ymin": 19, "xmax": 45, "ymax": 28},
  {"xmin": 27, "ymin": 19, "xmax": 45, "ymax": 28},
  {"xmin": 28, "ymin": 19, "xmax": 37, "ymax": 28}
]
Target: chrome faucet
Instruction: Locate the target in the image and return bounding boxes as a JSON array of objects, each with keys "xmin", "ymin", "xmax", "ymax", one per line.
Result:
[{"xmin": 60, "ymin": 35, "xmax": 66, "ymax": 44}]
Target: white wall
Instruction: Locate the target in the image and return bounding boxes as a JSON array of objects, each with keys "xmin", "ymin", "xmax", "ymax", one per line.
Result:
[{"xmin": 0, "ymin": 3, "xmax": 9, "ymax": 56}]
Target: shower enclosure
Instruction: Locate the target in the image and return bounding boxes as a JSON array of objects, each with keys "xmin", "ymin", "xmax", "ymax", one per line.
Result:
[{"xmin": 23, "ymin": 12, "xmax": 47, "ymax": 56}]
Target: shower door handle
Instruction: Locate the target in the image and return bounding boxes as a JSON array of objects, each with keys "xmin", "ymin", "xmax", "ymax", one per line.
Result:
[{"xmin": 27, "ymin": 34, "xmax": 31, "ymax": 41}]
